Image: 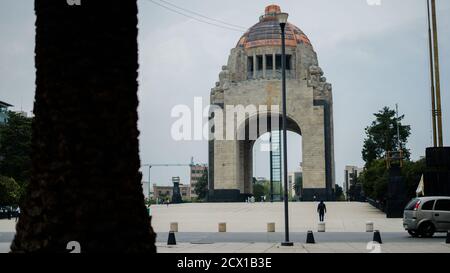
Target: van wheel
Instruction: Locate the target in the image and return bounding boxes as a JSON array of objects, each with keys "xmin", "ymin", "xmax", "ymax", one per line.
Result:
[
  {"xmin": 408, "ymin": 230, "xmax": 419, "ymax": 238},
  {"xmin": 418, "ymin": 222, "xmax": 435, "ymax": 238}
]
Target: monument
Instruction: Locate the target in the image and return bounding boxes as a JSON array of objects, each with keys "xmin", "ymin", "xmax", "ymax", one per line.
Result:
[
  {"xmin": 208, "ymin": 5, "xmax": 335, "ymax": 202},
  {"xmin": 171, "ymin": 176, "xmax": 182, "ymax": 204}
]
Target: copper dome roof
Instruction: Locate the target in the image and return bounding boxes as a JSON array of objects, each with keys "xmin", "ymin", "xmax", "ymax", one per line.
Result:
[{"xmin": 237, "ymin": 5, "xmax": 312, "ymax": 49}]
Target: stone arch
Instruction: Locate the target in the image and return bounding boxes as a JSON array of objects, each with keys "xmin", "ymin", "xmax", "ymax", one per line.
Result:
[
  {"xmin": 235, "ymin": 111, "xmax": 302, "ymax": 141},
  {"xmin": 236, "ymin": 112, "xmax": 303, "ymax": 197},
  {"xmin": 208, "ymin": 5, "xmax": 335, "ymax": 202}
]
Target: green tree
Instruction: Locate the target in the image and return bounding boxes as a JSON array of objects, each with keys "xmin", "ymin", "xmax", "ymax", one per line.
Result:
[
  {"xmin": 362, "ymin": 107, "xmax": 411, "ymax": 167},
  {"xmin": 253, "ymin": 184, "xmax": 266, "ymax": 201},
  {"xmin": 194, "ymin": 170, "xmax": 209, "ymax": 201},
  {"xmin": 359, "ymin": 159, "xmax": 425, "ymax": 202},
  {"xmin": 0, "ymin": 111, "xmax": 32, "ymax": 184},
  {"xmin": 252, "ymin": 180, "xmax": 270, "ymax": 202},
  {"xmin": 359, "ymin": 107, "xmax": 423, "ymax": 204},
  {"xmin": 335, "ymin": 184, "xmax": 344, "ymax": 201},
  {"xmin": 0, "ymin": 176, "xmax": 21, "ymax": 205}
]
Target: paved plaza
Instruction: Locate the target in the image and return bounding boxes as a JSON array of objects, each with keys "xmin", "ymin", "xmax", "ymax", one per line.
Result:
[
  {"xmin": 1, "ymin": 202, "xmax": 449, "ymax": 253},
  {"xmin": 156, "ymin": 242, "xmax": 450, "ymax": 253},
  {"xmin": 150, "ymin": 202, "xmax": 404, "ymax": 233}
]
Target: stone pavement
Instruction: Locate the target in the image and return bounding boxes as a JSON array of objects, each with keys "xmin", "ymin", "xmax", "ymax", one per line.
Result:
[
  {"xmin": 149, "ymin": 202, "xmax": 449, "ymax": 253},
  {"xmin": 154, "ymin": 231, "xmax": 448, "ymax": 243},
  {"xmin": 0, "ymin": 220, "xmax": 15, "ymax": 253},
  {"xmin": 156, "ymin": 242, "xmax": 450, "ymax": 253},
  {"xmin": 0, "ymin": 219, "xmax": 16, "ymax": 233},
  {"xmin": 0, "ymin": 243, "xmax": 10, "ymax": 253},
  {"xmin": 1, "ymin": 202, "xmax": 448, "ymax": 253},
  {"xmin": 0, "ymin": 202, "xmax": 402, "ymax": 234},
  {"xmin": 150, "ymin": 202, "xmax": 403, "ymax": 233}
]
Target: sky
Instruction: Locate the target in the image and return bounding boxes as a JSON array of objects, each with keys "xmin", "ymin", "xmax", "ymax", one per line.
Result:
[{"xmin": 1, "ymin": 0, "xmax": 449, "ymax": 190}]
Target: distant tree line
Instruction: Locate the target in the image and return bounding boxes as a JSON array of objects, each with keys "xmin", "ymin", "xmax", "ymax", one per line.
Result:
[
  {"xmin": 194, "ymin": 169, "xmax": 208, "ymax": 201},
  {"xmin": 351, "ymin": 107, "xmax": 424, "ymax": 203},
  {"xmin": 0, "ymin": 111, "xmax": 32, "ymax": 206}
]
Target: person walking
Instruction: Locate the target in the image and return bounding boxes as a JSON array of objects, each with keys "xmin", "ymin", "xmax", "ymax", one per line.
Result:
[{"xmin": 317, "ymin": 200, "xmax": 327, "ymax": 222}]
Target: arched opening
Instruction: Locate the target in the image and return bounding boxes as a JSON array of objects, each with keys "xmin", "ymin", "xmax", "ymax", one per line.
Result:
[
  {"xmin": 236, "ymin": 112, "xmax": 303, "ymax": 201},
  {"xmin": 252, "ymin": 131, "xmax": 302, "ymax": 201}
]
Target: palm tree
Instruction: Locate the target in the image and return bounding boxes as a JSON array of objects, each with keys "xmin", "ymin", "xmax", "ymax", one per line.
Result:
[{"xmin": 11, "ymin": 1, "xmax": 156, "ymax": 252}]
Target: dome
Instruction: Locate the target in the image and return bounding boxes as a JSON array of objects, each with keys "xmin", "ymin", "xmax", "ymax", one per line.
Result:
[{"xmin": 237, "ymin": 5, "xmax": 312, "ymax": 49}]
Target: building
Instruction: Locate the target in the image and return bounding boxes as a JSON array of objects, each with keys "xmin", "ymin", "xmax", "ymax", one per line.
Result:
[
  {"xmin": 0, "ymin": 101, "xmax": 13, "ymax": 124},
  {"xmin": 344, "ymin": 166, "xmax": 363, "ymax": 200},
  {"xmin": 153, "ymin": 181, "xmax": 191, "ymax": 202},
  {"xmin": 209, "ymin": 5, "xmax": 335, "ymax": 202},
  {"xmin": 190, "ymin": 164, "xmax": 207, "ymax": 198},
  {"xmin": 153, "ymin": 176, "xmax": 191, "ymax": 203},
  {"xmin": 288, "ymin": 171, "xmax": 303, "ymax": 198}
]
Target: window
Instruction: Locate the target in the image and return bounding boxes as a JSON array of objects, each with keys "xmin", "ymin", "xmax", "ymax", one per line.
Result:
[
  {"xmin": 405, "ymin": 199, "xmax": 419, "ymax": 210},
  {"xmin": 421, "ymin": 200, "xmax": 435, "ymax": 210},
  {"xmin": 275, "ymin": 55, "xmax": 282, "ymax": 70},
  {"xmin": 266, "ymin": 55, "xmax": 273, "ymax": 70},
  {"xmin": 285, "ymin": 55, "xmax": 292, "ymax": 70},
  {"xmin": 435, "ymin": 200, "xmax": 450, "ymax": 211},
  {"xmin": 247, "ymin": 56, "xmax": 254, "ymax": 73},
  {"xmin": 275, "ymin": 54, "xmax": 292, "ymax": 70},
  {"xmin": 256, "ymin": 55, "xmax": 263, "ymax": 71}
]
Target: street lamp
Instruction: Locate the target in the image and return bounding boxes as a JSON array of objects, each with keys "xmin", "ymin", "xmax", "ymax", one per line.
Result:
[{"xmin": 277, "ymin": 11, "xmax": 293, "ymax": 247}]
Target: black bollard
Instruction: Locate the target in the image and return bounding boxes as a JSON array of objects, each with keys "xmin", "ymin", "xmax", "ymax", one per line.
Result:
[
  {"xmin": 446, "ymin": 231, "xmax": 450, "ymax": 244},
  {"xmin": 306, "ymin": 230, "xmax": 315, "ymax": 244},
  {"xmin": 167, "ymin": 231, "xmax": 177, "ymax": 245},
  {"xmin": 373, "ymin": 230, "xmax": 382, "ymax": 244}
]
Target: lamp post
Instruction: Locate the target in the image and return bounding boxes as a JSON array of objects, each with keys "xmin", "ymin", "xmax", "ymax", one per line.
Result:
[
  {"xmin": 427, "ymin": 0, "xmax": 437, "ymax": 147},
  {"xmin": 277, "ymin": 12, "xmax": 293, "ymax": 247},
  {"xmin": 430, "ymin": 0, "xmax": 444, "ymax": 147}
]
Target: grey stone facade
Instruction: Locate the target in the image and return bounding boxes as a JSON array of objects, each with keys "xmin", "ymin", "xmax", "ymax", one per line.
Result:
[{"xmin": 208, "ymin": 5, "xmax": 335, "ymax": 202}]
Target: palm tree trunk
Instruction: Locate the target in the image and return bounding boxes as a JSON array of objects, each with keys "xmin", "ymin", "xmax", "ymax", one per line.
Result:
[{"xmin": 11, "ymin": 0, "xmax": 156, "ymax": 252}]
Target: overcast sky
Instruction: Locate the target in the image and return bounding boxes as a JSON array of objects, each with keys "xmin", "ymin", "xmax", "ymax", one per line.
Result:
[{"xmin": 1, "ymin": 0, "xmax": 449, "ymax": 189}]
